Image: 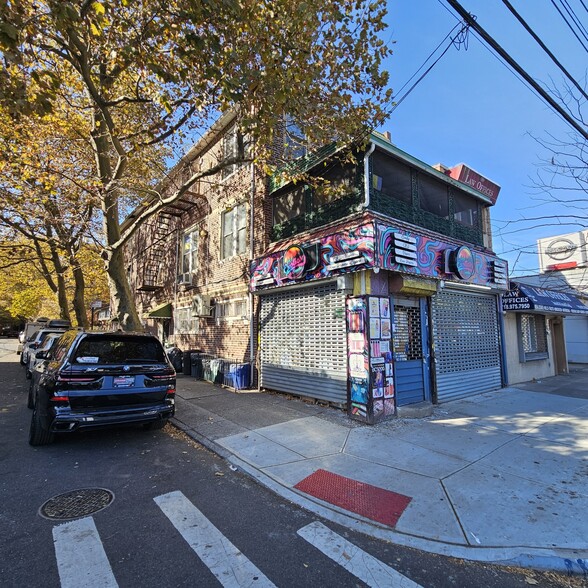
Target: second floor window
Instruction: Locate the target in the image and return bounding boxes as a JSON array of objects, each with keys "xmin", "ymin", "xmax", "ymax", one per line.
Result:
[
  {"xmin": 222, "ymin": 203, "xmax": 247, "ymax": 259},
  {"xmin": 180, "ymin": 228, "xmax": 199, "ymax": 275}
]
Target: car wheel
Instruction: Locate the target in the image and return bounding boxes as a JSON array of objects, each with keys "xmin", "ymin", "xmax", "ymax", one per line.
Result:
[
  {"xmin": 27, "ymin": 382, "xmax": 35, "ymax": 409},
  {"xmin": 25, "ymin": 368, "xmax": 32, "ymax": 380},
  {"xmin": 143, "ymin": 419, "xmax": 167, "ymax": 431},
  {"xmin": 29, "ymin": 401, "xmax": 55, "ymax": 446},
  {"xmin": 20, "ymin": 354, "xmax": 26, "ymax": 366}
]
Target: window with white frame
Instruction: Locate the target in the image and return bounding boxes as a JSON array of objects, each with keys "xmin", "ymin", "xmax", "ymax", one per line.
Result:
[
  {"xmin": 221, "ymin": 203, "xmax": 247, "ymax": 259},
  {"xmin": 518, "ymin": 313, "xmax": 548, "ymax": 361},
  {"xmin": 215, "ymin": 298, "xmax": 248, "ymax": 320},
  {"xmin": 179, "ymin": 227, "xmax": 199, "ymax": 277},
  {"xmin": 221, "ymin": 125, "xmax": 244, "ymax": 179},
  {"xmin": 174, "ymin": 307, "xmax": 199, "ymax": 334}
]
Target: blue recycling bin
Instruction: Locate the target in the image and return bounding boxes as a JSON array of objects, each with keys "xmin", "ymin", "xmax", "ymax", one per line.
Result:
[{"xmin": 229, "ymin": 363, "xmax": 251, "ymax": 390}]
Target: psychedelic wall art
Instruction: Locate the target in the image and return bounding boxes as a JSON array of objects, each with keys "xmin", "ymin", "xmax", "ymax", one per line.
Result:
[
  {"xmin": 376, "ymin": 224, "xmax": 508, "ymax": 290},
  {"xmin": 347, "ymin": 295, "xmax": 395, "ymax": 424},
  {"xmin": 250, "ymin": 223, "xmax": 376, "ymax": 291}
]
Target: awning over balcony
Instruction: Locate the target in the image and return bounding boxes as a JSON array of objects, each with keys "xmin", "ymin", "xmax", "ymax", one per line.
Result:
[
  {"xmin": 144, "ymin": 302, "xmax": 172, "ymax": 319},
  {"xmin": 502, "ymin": 283, "xmax": 588, "ymax": 315}
]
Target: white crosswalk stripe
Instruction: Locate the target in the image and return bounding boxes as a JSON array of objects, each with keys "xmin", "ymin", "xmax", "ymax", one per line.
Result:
[
  {"xmin": 53, "ymin": 516, "xmax": 118, "ymax": 588},
  {"xmin": 298, "ymin": 521, "xmax": 423, "ymax": 588},
  {"xmin": 49, "ymin": 493, "xmax": 421, "ymax": 588},
  {"xmin": 154, "ymin": 490, "xmax": 276, "ymax": 588}
]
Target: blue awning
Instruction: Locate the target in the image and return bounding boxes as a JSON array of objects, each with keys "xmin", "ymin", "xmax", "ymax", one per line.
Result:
[{"xmin": 502, "ymin": 283, "xmax": 588, "ymax": 315}]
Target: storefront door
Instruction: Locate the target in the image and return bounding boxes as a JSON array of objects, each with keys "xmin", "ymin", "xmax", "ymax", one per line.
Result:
[{"xmin": 392, "ymin": 297, "xmax": 430, "ymax": 406}]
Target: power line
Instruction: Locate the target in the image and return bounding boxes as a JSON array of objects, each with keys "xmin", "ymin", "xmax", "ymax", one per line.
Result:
[
  {"xmin": 560, "ymin": 0, "xmax": 588, "ymax": 42},
  {"xmin": 390, "ymin": 23, "xmax": 471, "ymax": 115},
  {"xmin": 445, "ymin": 0, "xmax": 588, "ymax": 141},
  {"xmin": 501, "ymin": 0, "xmax": 588, "ymax": 101},
  {"xmin": 550, "ymin": 0, "xmax": 588, "ymax": 52}
]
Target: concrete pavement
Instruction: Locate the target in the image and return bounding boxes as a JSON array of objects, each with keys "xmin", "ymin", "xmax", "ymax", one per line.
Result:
[{"xmin": 172, "ymin": 365, "xmax": 588, "ymax": 575}]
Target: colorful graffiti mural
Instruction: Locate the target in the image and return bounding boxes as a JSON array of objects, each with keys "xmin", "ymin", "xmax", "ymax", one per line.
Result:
[
  {"xmin": 377, "ymin": 224, "xmax": 505, "ymax": 288},
  {"xmin": 251, "ymin": 224, "xmax": 375, "ymax": 291}
]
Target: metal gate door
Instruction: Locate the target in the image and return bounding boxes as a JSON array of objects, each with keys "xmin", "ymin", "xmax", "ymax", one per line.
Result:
[
  {"xmin": 259, "ymin": 282, "xmax": 347, "ymax": 404},
  {"xmin": 393, "ymin": 297, "xmax": 429, "ymax": 406},
  {"xmin": 432, "ymin": 289, "xmax": 501, "ymax": 402}
]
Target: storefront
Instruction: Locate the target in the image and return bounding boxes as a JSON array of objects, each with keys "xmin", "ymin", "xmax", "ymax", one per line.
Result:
[
  {"xmin": 251, "ymin": 218, "xmax": 509, "ymax": 422},
  {"xmin": 502, "ymin": 282, "xmax": 588, "ymax": 385}
]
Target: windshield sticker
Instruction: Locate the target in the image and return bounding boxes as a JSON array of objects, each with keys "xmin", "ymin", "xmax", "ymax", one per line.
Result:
[{"xmin": 77, "ymin": 356, "xmax": 99, "ymax": 364}]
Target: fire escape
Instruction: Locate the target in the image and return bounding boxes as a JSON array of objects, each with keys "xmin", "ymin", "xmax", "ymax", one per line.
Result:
[{"xmin": 137, "ymin": 212, "xmax": 175, "ymax": 292}]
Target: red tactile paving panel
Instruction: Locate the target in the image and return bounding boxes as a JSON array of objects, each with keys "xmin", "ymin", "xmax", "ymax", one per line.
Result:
[{"xmin": 294, "ymin": 469, "xmax": 412, "ymax": 527}]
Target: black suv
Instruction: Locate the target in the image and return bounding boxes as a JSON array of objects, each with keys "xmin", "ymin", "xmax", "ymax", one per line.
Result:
[{"xmin": 29, "ymin": 330, "xmax": 176, "ymax": 446}]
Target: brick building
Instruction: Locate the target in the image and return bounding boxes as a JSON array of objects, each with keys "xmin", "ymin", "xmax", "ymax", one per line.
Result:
[{"xmin": 125, "ymin": 111, "xmax": 270, "ymax": 370}]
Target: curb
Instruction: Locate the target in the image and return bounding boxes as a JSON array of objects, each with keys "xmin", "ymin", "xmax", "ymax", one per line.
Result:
[{"xmin": 170, "ymin": 415, "xmax": 588, "ymax": 576}]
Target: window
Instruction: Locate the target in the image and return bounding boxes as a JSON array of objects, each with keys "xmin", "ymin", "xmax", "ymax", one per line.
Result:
[
  {"xmin": 272, "ymin": 185, "xmax": 306, "ymax": 224},
  {"xmin": 419, "ymin": 175, "xmax": 449, "ymax": 218},
  {"xmin": 453, "ymin": 191, "xmax": 480, "ymax": 227},
  {"xmin": 371, "ymin": 152, "xmax": 412, "ymax": 204},
  {"xmin": 73, "ymin": 336, "xmax": 165, "ymax": 363},
  {"xmin": 174, "ymin": 307, "xmax": 199, "ymax": 334},
  {"xmin": 180, "ymin": 228, "xmax": 199, "ymax": 275},
  {"xmin": 222, "ymin": 203, "xmax": 247, "ymax": 259},
  {"xmin": 518, "ymin": 314, "xmax": 548, "ymax": 361},
  {"xmin": 221, "ymin": 125, "xmax": 244, "ymax": 179},
  {"xmin": 216, "ymin": 298, "xmax": 248, "ymax": 320},
  {"xmin": 313, "ymin": 163, "xmax": 356, "ymax": 207}
]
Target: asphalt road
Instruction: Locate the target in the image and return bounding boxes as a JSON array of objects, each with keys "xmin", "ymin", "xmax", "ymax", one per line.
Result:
[{"xmin": 0, "ymin": 341, "xmax": 581, "ymax": 588}]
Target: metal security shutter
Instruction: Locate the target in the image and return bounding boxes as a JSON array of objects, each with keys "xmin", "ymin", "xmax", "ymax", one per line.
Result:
[
  {"xmin": 432, "ymin": 289, "xmax": 501, "ymax": 402},
  {"xmin": 260, "ymin": 282, "xmax": 347, "ymax": 404}
]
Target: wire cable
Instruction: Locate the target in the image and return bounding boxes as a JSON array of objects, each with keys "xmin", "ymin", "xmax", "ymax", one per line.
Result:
[
  {"xmin": 501, "ymin": 0, "xmax": 588, "ymax": 100},
  {"xmin": 550, "ymin": 0, "xmax": 588, "ymax": 52},
  {"xmin": 390, "ymin": 23, "xmax": 471, "ymax": 115},
  {"xmin": 445, "ymin": 0, "xmax": 588, "ymax": 140}
]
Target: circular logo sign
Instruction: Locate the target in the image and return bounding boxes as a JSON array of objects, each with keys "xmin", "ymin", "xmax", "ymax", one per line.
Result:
[
  {"xmin": 452, "ymin": 246, "xmax": 475, "ymax": 280},
  {"xmin": 545, "ymin": 238, "xmax": 576, "ymax": 261},
  {"xmin": 282, "ymin": 245, "xmax": 307, "ymax": 280}
]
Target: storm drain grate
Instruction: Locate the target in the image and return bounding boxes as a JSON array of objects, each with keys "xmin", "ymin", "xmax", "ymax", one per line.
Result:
[{"xmin": 40, "ymin": 488, "xmax": 114, "ymax": 520}]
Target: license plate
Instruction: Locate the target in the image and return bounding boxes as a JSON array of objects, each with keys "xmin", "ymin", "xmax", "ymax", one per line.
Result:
[{"xmin": 113, "ymin": 375, "xmax": 135, "ymax": 388}]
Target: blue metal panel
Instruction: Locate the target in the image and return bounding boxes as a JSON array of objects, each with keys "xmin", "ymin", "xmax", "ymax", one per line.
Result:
[
  {"xmin": 420, "ymin": 298, "xmax": 432, "ymax": 402},
  {"xmin": 395, "ymin": 360, "xmax": 425, "ymax": 406}
]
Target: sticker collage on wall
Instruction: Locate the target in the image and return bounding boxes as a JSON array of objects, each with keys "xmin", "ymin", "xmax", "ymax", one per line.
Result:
[{"xmin": 347, "ymin": 295, "xmax": 395, "ymax": 424}]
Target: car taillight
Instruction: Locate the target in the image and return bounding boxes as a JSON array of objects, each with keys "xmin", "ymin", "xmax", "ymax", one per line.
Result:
[
  {"xmin": 57, "ymin": 375, "xmax": 98, "ymax": 383},
  {"xmin": 56, "ymin": 374, "xmax": 101, "ymax": 390},
  {"xmin": 166, "ymin": 388, "xmax": 176, "ymax": 396},
  {"xmin": 50, "ymin": 394, "xmax": 69, "ymax": 403}
]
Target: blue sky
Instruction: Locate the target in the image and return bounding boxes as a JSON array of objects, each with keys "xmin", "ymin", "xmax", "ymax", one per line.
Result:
[{"xmin": 380, "ymin": 0, "xmax": 587, "ymax": 276}]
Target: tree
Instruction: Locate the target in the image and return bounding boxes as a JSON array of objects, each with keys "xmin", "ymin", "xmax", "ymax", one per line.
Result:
[{"xmin": 1, "ymin": 0, "xmax": 392, "ymax": 330}]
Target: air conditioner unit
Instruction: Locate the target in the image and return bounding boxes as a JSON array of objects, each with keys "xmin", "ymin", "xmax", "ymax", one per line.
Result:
[
  {"xmin": 177, "ymin": 273, "xmax": 192, "ymax": 286},
  {"xmin": 191, "ymin": 294, "xmax": 213, "ymax": 317}
]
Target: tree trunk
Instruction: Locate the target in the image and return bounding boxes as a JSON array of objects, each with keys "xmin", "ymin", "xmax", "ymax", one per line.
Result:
[
  {"xmin": 47, "ymin": 237, "xmax": 71, "ymax": 323},
  {"xmin": 104, "ymin": 247, "xmax": 143, "ymax": 331},
  {"xmin": 69, "ymin": 253, "xmax": 89, "ymax": 328}
]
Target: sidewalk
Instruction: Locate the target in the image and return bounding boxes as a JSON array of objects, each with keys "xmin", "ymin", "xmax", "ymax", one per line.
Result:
[{"xmin": 171, "ymin": 365, "xmax": 588, "ymax": 574}]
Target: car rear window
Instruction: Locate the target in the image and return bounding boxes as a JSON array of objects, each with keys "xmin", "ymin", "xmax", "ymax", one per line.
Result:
[{"xmin": 72, "ymin": 336, "xmax": 166, "ymax": 364}]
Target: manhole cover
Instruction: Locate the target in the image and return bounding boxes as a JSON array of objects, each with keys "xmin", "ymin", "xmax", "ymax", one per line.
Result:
[{"xmin": 40, "ymin": 488, "xmax": 114, "ymax": 520}]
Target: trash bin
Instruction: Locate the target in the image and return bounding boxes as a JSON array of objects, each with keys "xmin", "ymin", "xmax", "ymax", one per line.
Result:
[
  {"xmin": 210, "ymin": 359, "xmax": 222, "ymax": 384},
  {"xmin": 182, "ymin": 349, "xmax": 201, "ymax": 375},
  {"xmin": 229, "ymin": 363, "xmax": 251, "ymax": 390},
  {"xmin": 190, "ymin": 353, "xmax": 203, "ymax": 379},
  {"xmin": 166, "ymin": 347, "xmax": 183, "ymax": 372}
]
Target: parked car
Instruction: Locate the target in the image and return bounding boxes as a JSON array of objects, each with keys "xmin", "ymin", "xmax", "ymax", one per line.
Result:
[
  {"xmin": 26, "ymin": 333, "xmax": 63, "ymax": 408},
  {"xmin": 17, "ymin": 317, "xmax": 51, "ymax": 359},
  {"xmin": 28, "ymin": 330, "xmax": 176, "ymax": 446},
  {"xmin": 21, "ymin": 320, "xmax": 71, "ymax": 373}
]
